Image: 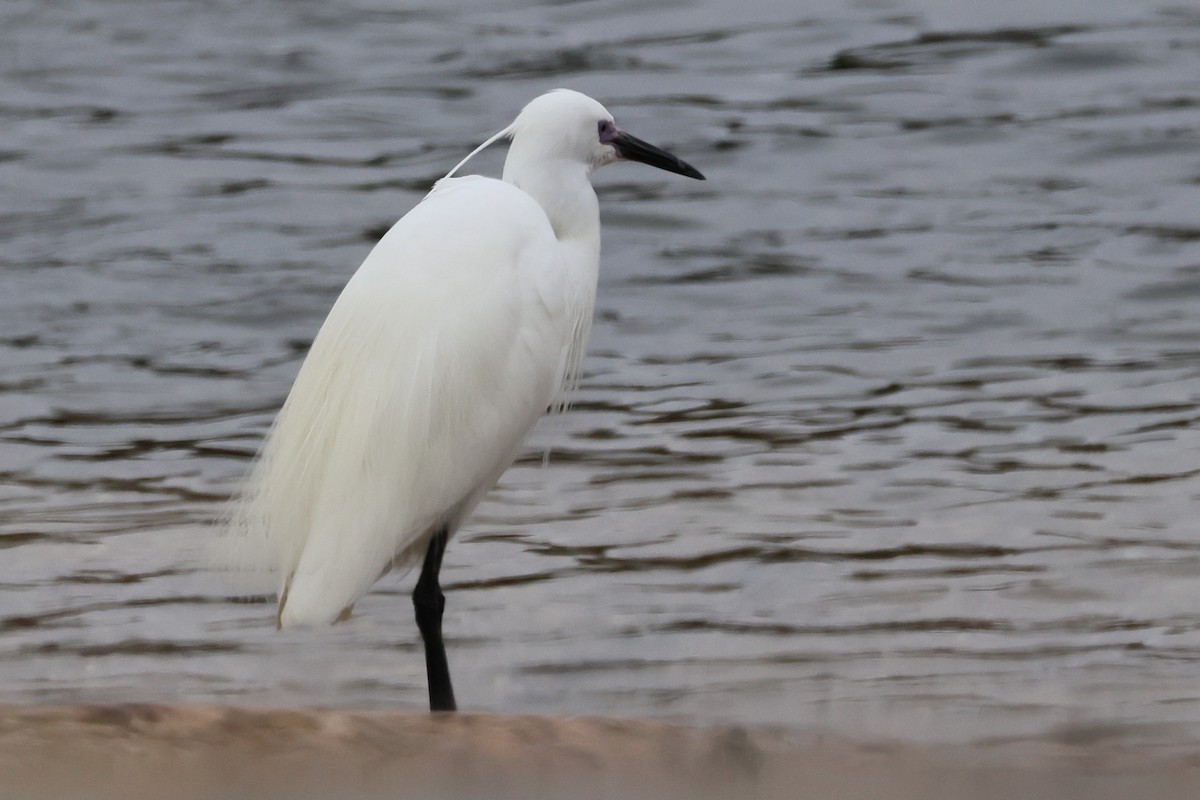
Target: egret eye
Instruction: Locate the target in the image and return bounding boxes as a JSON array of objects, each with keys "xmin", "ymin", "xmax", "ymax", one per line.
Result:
[{"xmin": 597, "ymin": 119, "xmax": 618, "ymax": 143}]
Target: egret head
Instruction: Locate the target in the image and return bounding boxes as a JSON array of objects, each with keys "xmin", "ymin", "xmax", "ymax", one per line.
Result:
[{"xmin": 510, "ymin": 89, "xmax": 705, "ymax": 180}]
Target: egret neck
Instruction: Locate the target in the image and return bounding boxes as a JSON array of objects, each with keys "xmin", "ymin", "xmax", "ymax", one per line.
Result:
[
  {"xmin": 501, "ymin": 151, "xmax": 601, "ymax": 402},
  {"xmin": 503, "ymin": 154, "xmax": 601, "ymax": 249}
]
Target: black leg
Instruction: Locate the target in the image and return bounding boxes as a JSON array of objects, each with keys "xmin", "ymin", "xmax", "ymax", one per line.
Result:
[{"xmin": 414, "ymin": 526, "xmax": 457, "ymax": 712}]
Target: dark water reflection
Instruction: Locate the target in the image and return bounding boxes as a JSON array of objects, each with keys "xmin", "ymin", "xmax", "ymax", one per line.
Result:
[{"xmin": 2, "ymin": 0, "xmax": 1200, "ymax": 744}]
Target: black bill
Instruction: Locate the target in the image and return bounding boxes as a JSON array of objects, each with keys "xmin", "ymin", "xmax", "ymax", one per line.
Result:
[{"xmin": 613, "ymin": 131, "xmax": 706, "ymax": 180}]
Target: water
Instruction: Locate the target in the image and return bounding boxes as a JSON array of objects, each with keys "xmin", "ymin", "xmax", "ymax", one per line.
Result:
[{"xmin": 2, "ymin": 0, "xmax": 1200, "ymax": 745}]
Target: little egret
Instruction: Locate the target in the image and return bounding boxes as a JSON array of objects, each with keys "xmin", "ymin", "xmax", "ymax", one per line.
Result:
[{"xmin": 226, "ymin": 89, "xmax": 704, "ymax": 711}]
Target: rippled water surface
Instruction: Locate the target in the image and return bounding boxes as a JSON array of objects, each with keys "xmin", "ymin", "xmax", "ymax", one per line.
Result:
[{"xmin": 3, "ymin": 0, "xmax": 1200, "ymax": 744}]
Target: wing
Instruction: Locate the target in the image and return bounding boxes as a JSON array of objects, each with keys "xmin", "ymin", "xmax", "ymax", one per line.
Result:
[{"xmin": 226, "ymin": 177, "xmax": 578, "ymax": 626}]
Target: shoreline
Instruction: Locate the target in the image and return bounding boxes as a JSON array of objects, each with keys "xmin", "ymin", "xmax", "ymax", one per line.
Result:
[{"xmin": 2, "ymin": 704, "xmax": 1199, "ymax": 799}]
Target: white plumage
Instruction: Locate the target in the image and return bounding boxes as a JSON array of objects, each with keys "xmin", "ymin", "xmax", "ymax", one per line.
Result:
[{"xmin": 222, "ymin": 90, "xmax": 703, "ymax": 657}]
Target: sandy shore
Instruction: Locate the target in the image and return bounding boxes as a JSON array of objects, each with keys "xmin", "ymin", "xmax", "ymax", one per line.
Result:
[{"xmin": 1, "ymin": 705, "xmax": 1198, "ymax": 799}]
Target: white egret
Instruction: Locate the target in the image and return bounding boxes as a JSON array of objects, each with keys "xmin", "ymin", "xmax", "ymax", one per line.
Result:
[{"xmin": 226, "ymin": 89, "xmax": 704, "ymax": 711}]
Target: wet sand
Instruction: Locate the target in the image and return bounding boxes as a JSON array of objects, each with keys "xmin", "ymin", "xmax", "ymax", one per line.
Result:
[{"xmin": 1, "ymin": 705, "xmax": 1198, "ymax": 800}]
